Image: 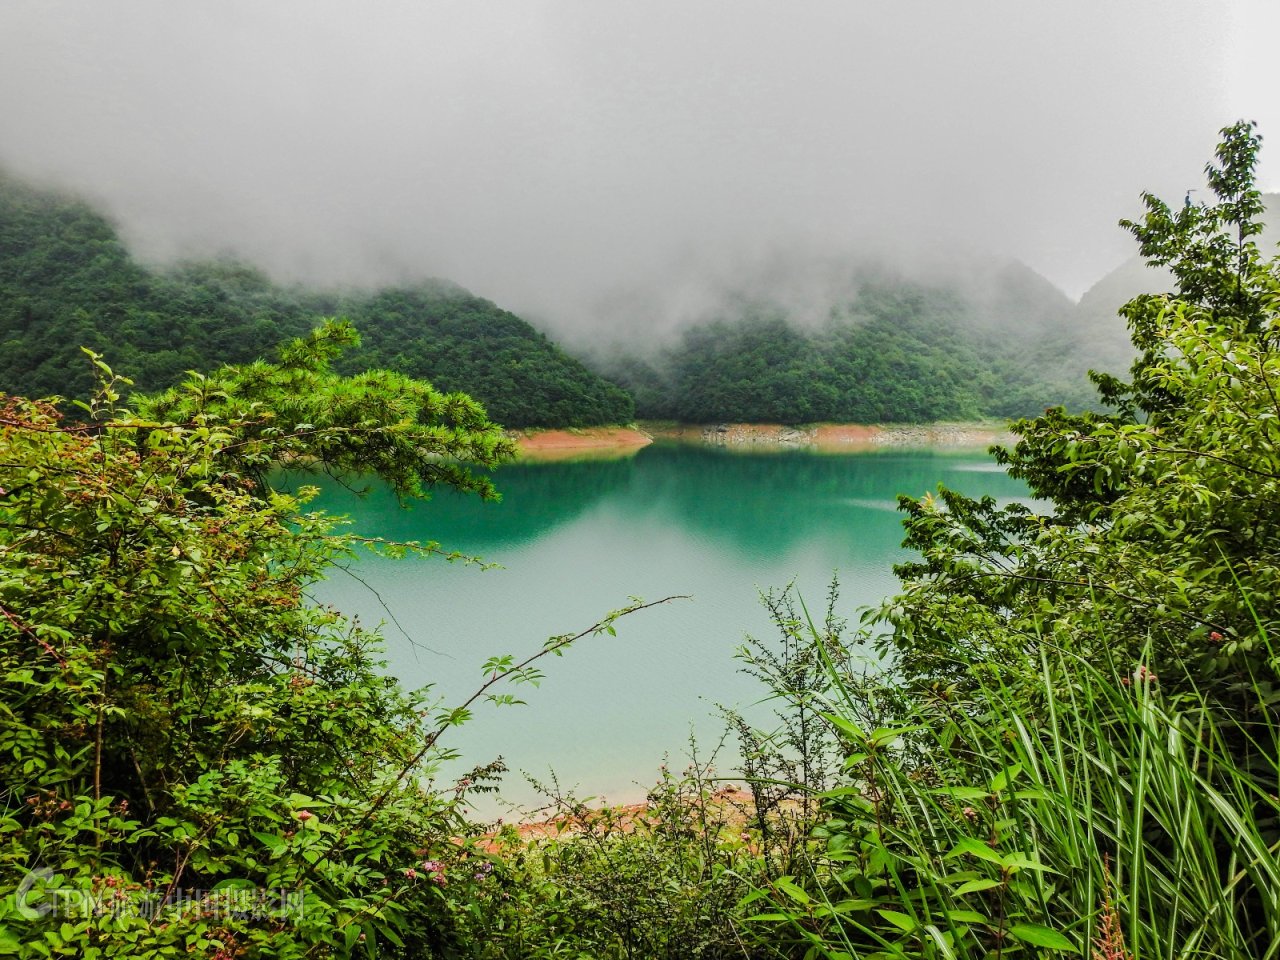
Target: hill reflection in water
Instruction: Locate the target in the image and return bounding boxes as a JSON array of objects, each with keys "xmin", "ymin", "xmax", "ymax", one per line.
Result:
[{"xmin": 305, "ymin": 443, "xmax": 1025, "ymax": 814}]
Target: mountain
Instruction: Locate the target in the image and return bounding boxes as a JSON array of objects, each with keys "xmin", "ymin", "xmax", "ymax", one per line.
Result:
[
  {"xmin": 0, "ymin": 171, "xmax": 633, "ymax": 428},
  {"xmin": 2, "ymin": 165, "xmax": 1147, "ymax": 430},
  {"xmin": 594, "ymin": 256, "xmax": 1096, "ymax": 424},
  {"xmin": 1069, "ymin": 192, "xmax": 1280, "ymax": 375}
]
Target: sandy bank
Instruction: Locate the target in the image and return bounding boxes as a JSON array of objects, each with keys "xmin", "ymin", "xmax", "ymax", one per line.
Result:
[
  {"xmin": 507, "ymin": 421, "xmax": 1011, "ymax": 461},
  {"xmin": 478, "ymin": 786, "xmax": 762, "ymax": 851},
  {"xmin": 510, "ymin": 426, "xmax": 653, "ymax": 461}
]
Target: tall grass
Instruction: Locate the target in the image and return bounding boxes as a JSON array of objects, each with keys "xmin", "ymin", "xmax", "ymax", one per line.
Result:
[{"xmin": 743, "ymin": 611, "xmax": 1280, "ymax": 959}]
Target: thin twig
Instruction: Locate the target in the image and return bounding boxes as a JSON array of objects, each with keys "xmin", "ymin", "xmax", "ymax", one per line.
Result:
[{"xmin": 351, "ymin": 596, "xmax": 688, "ymax": 833}]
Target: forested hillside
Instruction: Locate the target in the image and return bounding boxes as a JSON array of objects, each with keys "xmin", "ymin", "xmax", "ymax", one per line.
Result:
[
  {"xmin": 1, "ymin": 167, "xmax": 1113, "ymax": 430},
  {"xmin": 0, "ymin": 171, "xmax": 634, "ymax": 427},
  {"xmin": 597, "ymin": 260, "xmax": 1098, "ymax": 423}
]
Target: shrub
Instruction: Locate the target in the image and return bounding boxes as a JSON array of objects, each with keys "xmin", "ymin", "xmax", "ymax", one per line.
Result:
[
  {"xmin": 464, "ymin": 758, "xmax": 767, "ymax": 960},
  {"xmin": 744, "ymin": 591, "xmax": 1280, "ymax": 959},
  {"xmin": 884, "ymin": 121, "xmax": 1280, "ymax": 715},
  {"xmin": 0, "ymin": 328, "xmax": 516, "ymax": 957}
]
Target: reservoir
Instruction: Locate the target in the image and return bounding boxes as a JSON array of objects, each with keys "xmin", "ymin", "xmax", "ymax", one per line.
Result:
[{"xmin": 306, "ymin": 441, "xmax": 1027, "ymax": 813}]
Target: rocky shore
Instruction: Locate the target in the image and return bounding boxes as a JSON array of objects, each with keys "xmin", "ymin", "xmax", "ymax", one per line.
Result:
[
  {"xmin": 647, "ymin": 421, "xmax": 1013, "ymax": 450},
  {"xmin": 509, "ymin": 421, "xmax": 1012, "ymax": 459}
]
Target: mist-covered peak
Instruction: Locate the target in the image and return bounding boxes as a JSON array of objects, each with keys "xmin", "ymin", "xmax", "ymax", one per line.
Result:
[
  {"xmin": 0, "ymin": 171, "xmax": 632, "ymax": 427},
  {"xmin": 1069, "ymin": 191, "xmax": 1280, "ymax": 371}
]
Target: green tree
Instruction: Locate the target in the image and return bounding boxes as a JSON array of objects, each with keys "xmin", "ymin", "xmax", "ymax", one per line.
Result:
[
  {"xmin": 0, "ymin": 329, "xmax": 517, "ymax": 957},
  {"xmin": 883, "ymin": 120, "xmax": 1280, "ymax": 709},
  {"xmin": 741, "ymin": 124, "xmax": 1280, "ymax": 960},
  {"xmin": 135, "ymin": 318, "xmax": 516, "ymax": 500}
]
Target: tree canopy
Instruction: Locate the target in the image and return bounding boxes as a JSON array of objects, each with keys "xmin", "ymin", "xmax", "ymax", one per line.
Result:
[
  {"xmin": 883, "ymin": 120, "xmax": 1280, "ymax": 713},
  {"xmin": 597, "ymin": 265, "xmax": 1098, "ymax": 425}
]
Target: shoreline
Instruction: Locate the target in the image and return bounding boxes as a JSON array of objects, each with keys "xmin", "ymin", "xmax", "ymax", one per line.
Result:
[
  {"xmin": 646, "ymin": 420, "xmax": 1013, "ymax": 451},
  {"xmin": 476, "ymin": 785, "xmax": 762, "ymax": 848},
  {"xmin": 508, "ymin": 426, "xmax": 655, "ymax": 461},
  {"xmin": 511, "ymin": 421, "xmax": 1012, "ymax": 460}
]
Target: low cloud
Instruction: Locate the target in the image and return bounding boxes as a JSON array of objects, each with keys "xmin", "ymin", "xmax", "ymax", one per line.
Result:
[{"xmin": 2, "ymin": 0, "xmax": 1276, "ymax": 341}]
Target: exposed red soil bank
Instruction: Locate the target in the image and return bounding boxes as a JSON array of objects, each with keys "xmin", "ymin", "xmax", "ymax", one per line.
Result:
[{"xmin": 511, "ymin": 426, "xmax": 653, "ymax": 461}]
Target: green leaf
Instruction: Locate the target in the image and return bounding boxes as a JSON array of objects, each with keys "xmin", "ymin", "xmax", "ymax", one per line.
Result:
[
  {"xmin": 212, "ymin": 878, "xmax": 256, "ymax": 891},
  {"xmin": 943, "ymin": 837, "xmax": 1004, "ymax": 865},
  {"xmin": 1001, "ymin": 853, "xmax": 1057, "ymax": 873},
  {"xmin": 954, "ymin": 878, "xmax": 1002, "ymax": 895},
  {"xmin": 251, "ymin": 831, "xmax": 284, "ymax": 851},
  {"xmin": 930, "ymin": 786, "xmax": 988, "ymax": 800},
  {"xmin": 822, "ymin": 712, "xmax": 867, "ymax": 742},
  {"xmin": 942, "ymin": 909, "xmax": 987, "ymax": 924},
  {"xmin": 812, "ymin": 900, "xmax": 876, "ymax": 917},
  {"xmin": 773, "ymin": 877, "xmax": 810, "ymax": 905},
  {"xmin": 877, "ymin": 909, "xmax": 919, "ymax": 933},
  {"xmin": 1007, "ymin": 923, "xmax": 1077, "ymax": 951},
  {"xmin": 988, "ymin": 761, "xmax": 1023, "ymax": 793}
]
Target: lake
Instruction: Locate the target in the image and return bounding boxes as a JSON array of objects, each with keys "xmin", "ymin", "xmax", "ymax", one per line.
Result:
[{"xmin": 305, "ymin": 441, "xmax": 1028, "ymax": 815}]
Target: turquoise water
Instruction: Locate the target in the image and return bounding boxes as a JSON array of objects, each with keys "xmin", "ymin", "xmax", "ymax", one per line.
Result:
[{"xmin": 304, "ymin": 442, "xmax": 1027, "ymax": 813}]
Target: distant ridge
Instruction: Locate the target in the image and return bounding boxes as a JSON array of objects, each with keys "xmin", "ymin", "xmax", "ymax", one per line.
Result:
[
  {"xmin": 593, "ymin": 255, "xmax": 1097, "ymax": 425},
  {"xmin": 1069, "ymin": 192, "xmax": 1280, "ymax": 373},
  {"xmin": 2, "ymin": 164, "xmax": 1167, "ymax": 429}
]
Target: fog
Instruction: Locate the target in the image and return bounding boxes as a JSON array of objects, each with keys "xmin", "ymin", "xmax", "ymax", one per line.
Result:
[{"xmin": 1, "ymin": 1, "xmax": 1278, "ymax": 340}]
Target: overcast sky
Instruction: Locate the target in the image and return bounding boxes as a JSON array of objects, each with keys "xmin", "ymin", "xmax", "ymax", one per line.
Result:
[{"xmin": 1, "ymin": 1, "xmax": 1278, "ymax": 336}]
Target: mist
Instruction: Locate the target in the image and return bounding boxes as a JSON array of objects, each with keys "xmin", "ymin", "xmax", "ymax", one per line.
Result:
[{"xmin": 2, "ymin": 1, "xmax": 1278, "ymax": 343}]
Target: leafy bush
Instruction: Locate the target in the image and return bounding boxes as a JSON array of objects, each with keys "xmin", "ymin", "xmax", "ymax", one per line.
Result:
[
  {"xmin": 0, "ymin": 329, "xmax": 520, "ymax": 957},
  {"xmin": 743, "ymin": 603, "xmax": 1280, "ymax": 959},
  {"xmin": 465, "ymin": 760, "xmax": 766, "ymax": 960},
  {"xmin": 884, "ymin": 121, "xmax": 1280, "ymax": 714},
  {"xmin": 741, "ymin": 121, "xmax": 1280, "ymax": 960}
]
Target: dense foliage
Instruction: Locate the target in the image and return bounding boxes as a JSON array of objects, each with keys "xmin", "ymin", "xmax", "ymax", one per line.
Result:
[
  {"xmin": 745, "ymin": 121, "xmax": 1280, "ymax": 958},
  {"xmin": 745, "ymin": 598, "xmax": 1280, "ymax": 959},
  {"xmin": 0, "ymin": 334, "xmax": 525, "ymax": 957},
  {"xmin": 5, "ymin": 122, "xmax": 1280, "ymax": 960},
  {"xmin": 885, "ymin": 120, "xmax": 1280, "ymax": 709},
  {"xmin": 465, "ymin": 766, "xmax": 763, "ymax": 960},
  {"xmin": 598, "ymin": 265, "xmax": 1096, "ymax": 424},
  {"xmin": 0, "ymin": 173, "xmax": 633, "ymax": 428}
]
